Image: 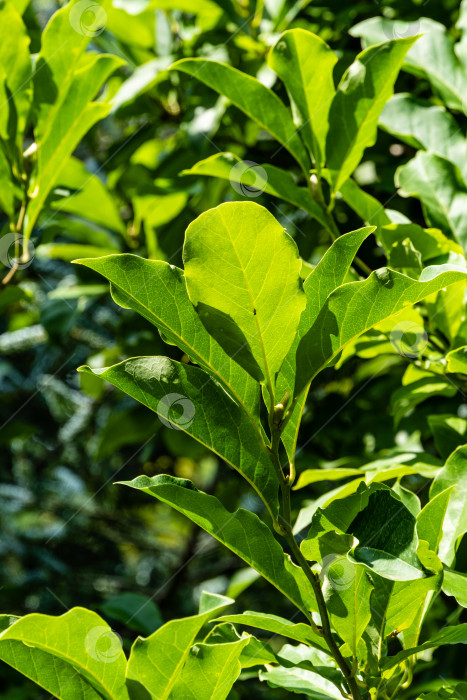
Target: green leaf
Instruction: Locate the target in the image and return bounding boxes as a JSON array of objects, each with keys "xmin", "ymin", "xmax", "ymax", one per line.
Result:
[
  {"xmin": 170, "ymin": 635, "xmax": 250, "ymax": 699},
  {"xmin": 100, "ymin": 592, "xmax": 163, "ymax": 636},
  {"xmin": 397, "ymin": 152, "xmax": 467, "ymax": 251},
  {"xmin": 171, "ymin": 58, "xmax": 309, "ymax": 170},
  {"xmin": 276, "ymin": 226, "xmax": 374, "ymax": 457},
  {"xmin": 338, "ymin": 178, "xmax": 392, "ymax": 229},
  {"xmin": 323, "ymin": 561, "xmax": 373, "ymax": 653},
  {"xmin": 215, "ymin": 612, "xmax": 330, "ymax": 654},
  {"xmin": 24, "ymin": 1, "xmax": 123, "ymax": 241},
  {"xmin": 428, "ymin": 415, "xmax": 467, "ymax": 459},
  {"xmin": 381, "ymin": 624, "xmax": 467, "ymax": 671},
  {"xmin": 0, "ymin": 608, "xmax": 129, "ymax": 700},
  {"xmin": 268, "ymin": 29, "xmax": 337, "ymax": 164},
  {"xmin": 430, "ymin": 445, "xmax": 467, "ymax": 565},
  {"xmin": 417, "ymin": 487, "xmax": 455, "ymax": 554},
  {"xmin": 326, "ymin": 36, "xmax": 417, "ymax": 192},
  {"xmin": 380, "ymin": 94, "xmax": 467, "ymax": 180},
  {"xmin": 183, "ymin": 202, "xmax": 306, "ymax": 386},
  {"xmin": 379, "ymin": 223, "xmax": 463, "ymax": 267},
  {"xmin": 442, "ymin": 569, "xmax": 467, "ymax": 608},
  {"xmin": 0, "ymin": 1, "xmax": 31, "ymax": 144},
  {"xmin": 52, "ymin": 157, "xmax": 124, "ymax": 234},
  {"xmin": 120, "ymin": 475, "xmax": 318, "ymax": 616},
  {"xmin": 126, "ymin": 591, "xmax": 233, "ymax": 700},
  {"xmin": 79, "ymin": 358, "xmax": 279, "ymax": 516},
  {"xmin": 351, "ymin": 17, "xmax": 467, "ymax": 111},
  {"xmin": 446, "ymin": 346, "xmax": 467, "ymax": 375},
  {"xmin": 294, "ymin": 264, "xmax": 467, "ymax": 397},
  {"xmin": 181, "ymin": 153, "xmax": 328, "ymax": 228},
  {"xmin": 74, "ymin": 254, "xmax": 262, "ymax": 437},
  {"xmin": 259, "ymin": 665, "xmax": 344, "ymax": 698}
]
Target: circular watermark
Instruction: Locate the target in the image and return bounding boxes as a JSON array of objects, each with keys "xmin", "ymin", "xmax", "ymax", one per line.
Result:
[
  {"xmin": 85, "ymin": 626, "xmax": 122, "ymax": 663},
  {"xmin": 230, "ymin": 160, "xmax": 268, "ymax": 198},
  {"xmin": 157, "ymin": 393, "xmax": 195, "ymax": 431},
  {"xmin": 390, "ymin": 320, "xmax": 428, "ymax": 359},
  {"xmin": 0, "ymin": 233, "xmax": 34, "ymax": 270},
  {"xmin": 69, "ymin": 1, "xmax": 107, "ymax": 37},
  {"xmin": 382, "ymin": 20, "xmax": 421, "ymax": 41},
  {"xmin": 320, "ymin": 554, "xmax": 355, "ymax": 591}
]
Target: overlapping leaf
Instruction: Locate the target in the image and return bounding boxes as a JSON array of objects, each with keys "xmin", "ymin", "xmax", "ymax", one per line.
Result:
[
  {"xmin": 183, "ymin": 202, "xmax": 306, "ymax": 387},
  {"xmin": 0, "ymin": 608, "xmax": 129, "ymax": 700}
]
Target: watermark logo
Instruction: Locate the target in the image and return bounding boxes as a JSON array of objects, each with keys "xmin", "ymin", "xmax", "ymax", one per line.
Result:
[
  {"xmin": 0, "ymin": 233, "xmax": 34, "ymax": 270},
  {"xmin": 157, "ymin": 393, "xmax": 195, "ymax": 430},
  {"xmin": 85, "ymin": 626, "xmax": 122, "ymax": 663},
  {"xmin": 390, "ymin": 320, "xmax": 428, "ymax": 359},
  {"xmin": 69, "ymin": 1, "xmax": 107, "ymax": 37},
  {"xmin": 382, "ymin": 20, "xmax": 421, "ymax": 41},
  {"xmin": 230, "ymin": 160, "xmax": 268, "ymax": 198},
  {"xmin": 320, "ymin": 554, "xmax": 355, "ymax": 591}
]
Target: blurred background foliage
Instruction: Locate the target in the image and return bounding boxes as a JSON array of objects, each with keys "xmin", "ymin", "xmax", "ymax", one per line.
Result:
[{"xmin": 1, "ymin": 0, "xmax": 467, "ymax": 697}]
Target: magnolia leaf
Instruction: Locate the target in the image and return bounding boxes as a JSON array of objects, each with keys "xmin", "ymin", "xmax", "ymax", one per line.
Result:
[
  {"xmin": 381, "ymin": 624, "xmax": 467, "ymax": 671},
  {"xmin": 351, "ymin": 17, "xmax": 467, "ymax": 111},
  {"xmin": 74, "ymin": 254, "xmax": 262, "ymax": 433},
  {"xmin": 417, "ymin": 486, "xmax": 455, "ymax": 554},
  {"xmin": 294, "ymin": 265, "xmax": 467, "ymax": 397},
  {"xmin": 276, "ymin": 226, "xmax": 374, "ymax": 458},
  {"xmin": 181, "ymin": 153, "xmax": 328, "ymax": 227},
  {"xmin": 324, "ymin": 560, "xmax": 373, "ymax": 653},
  {"xmin": 268, "ymin": 29, "xmax": 337, "ymax": 163},
  {"xmin": 259, "ymin": 664, "xmax": 344, "ymax": 698},
  {"xmin": 380, "ymin": 94, "xmax": 467, "ymax": 181},
  {"xmin": 183, "ymin": 202, "xmax": 306, "ymax": 386},
  {"xmin": 0, "ymin": 608, "xmax": 129, "ymax": 700},
  {"xmin": 171, "ymin": 58, "xmax": 308, "ymax": 170},
  {"xmin": 126, "ymin": 591, "xmax": 233, "ymax": 700},
  {"xmin": 397, "ymin": 152, "xmax": 467, "ymax": 251},
  {"xmin": 216, "ymin": 612, "xmax": 330, "ymax": 654},
  {"xmin": 327, "ymin": 36, "xmax": 417, "ymax": 192},
  {"xmin": 430, "ymin": 445, "xmax": 467, "ymax": 565},
  {"xmin": 79, "ymin": 358, "xmax": 279, "ymax": 516},
  {"xmin": 120, "ymin": 475, "xmax": 318, "ymax": 616},
  {"xmin": 170, "ymin": 635, "xmax": 250, "ymax": 699},
  {"xmin": 442, "ymin": 569, "xmax": 467, "ymax": 608}
]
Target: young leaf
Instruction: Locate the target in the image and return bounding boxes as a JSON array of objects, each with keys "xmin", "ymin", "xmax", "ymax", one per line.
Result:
[
  {"xmin": 380, "ymin": 94, "xmax": 467, "ymax": 180},
  {"xmin": 259, "ymin": 664, "xmax": 344, "ymax": 699},
  {"xmin": 74, "ymin": 255, "xmax": 262, "ymax": 434},
  {"xmin": 397, "ymin": 152, "xmax": 467, "ymax": 251},
  {"xmin": 276, "ymin": 226, "xmax": 375, "ymax": 458},
  {"xmin": 416, "ymin": 486, "xmax": 455, "ymax": 554},
  {"xmin": 181, "ymin": 153, "xmax": 328, "ymax": 228},
  {"xmin": 79, "ymin": 358, "xmax": 279, "ymax": 516},
  {"xmin": 430, "ymin": 445, "xmax": 467, "ymax": 565},
  {"xmin": 120, "ymin": 475, "xmax": 318, "ymax": 616},
  {"xmin": 351, "ymin": 17, "xmax": 467, "ymax": 111},
  {"xmin": 442, "ymin": 569, "xmax": 467, "ymax": 608},
  {"xmin": 25, "ymin": 52, "xmax": 123, "ymax": 242},
  {"xmin": 268, "ymin": 29, "xmax": 337, "ymax": 164},
  {"xmin": 216, "ymin": 612, "xmax": 330, "ymax": 654},
  {"xmin": 294, "ymin": 265, "xmax": 467, "ymax": 397},
  {"xmin": 126, "ymin": 591, "xmax": 233, "ymax": 700},
  {"xmin": 323, "ymin": 562, "xmax": 373, "ymax": 655},
  {"xmin": 326, "ymin": 36, "xmax": 417, "ymax": 193},
  {"xmin": 183, "ymin": 202, "xmax": 306, "ymax": 388},
  {"xmin": 171, "ymin": 59, "xmax": 309, "ymax": 170},
  {"xmin": 0, "ymin": 1, "xmax": 31, "ymax": 145},
  {"xmin": 0, "ymin": 608, "xmax": 129, "ymax": 700},
  {"xmin": 169, "ymin": 635, "xmax": 250, "ymax": 699},
  {"xmin": 381, "ymin": 624, "xmax": 467, "ymax": 671}
]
